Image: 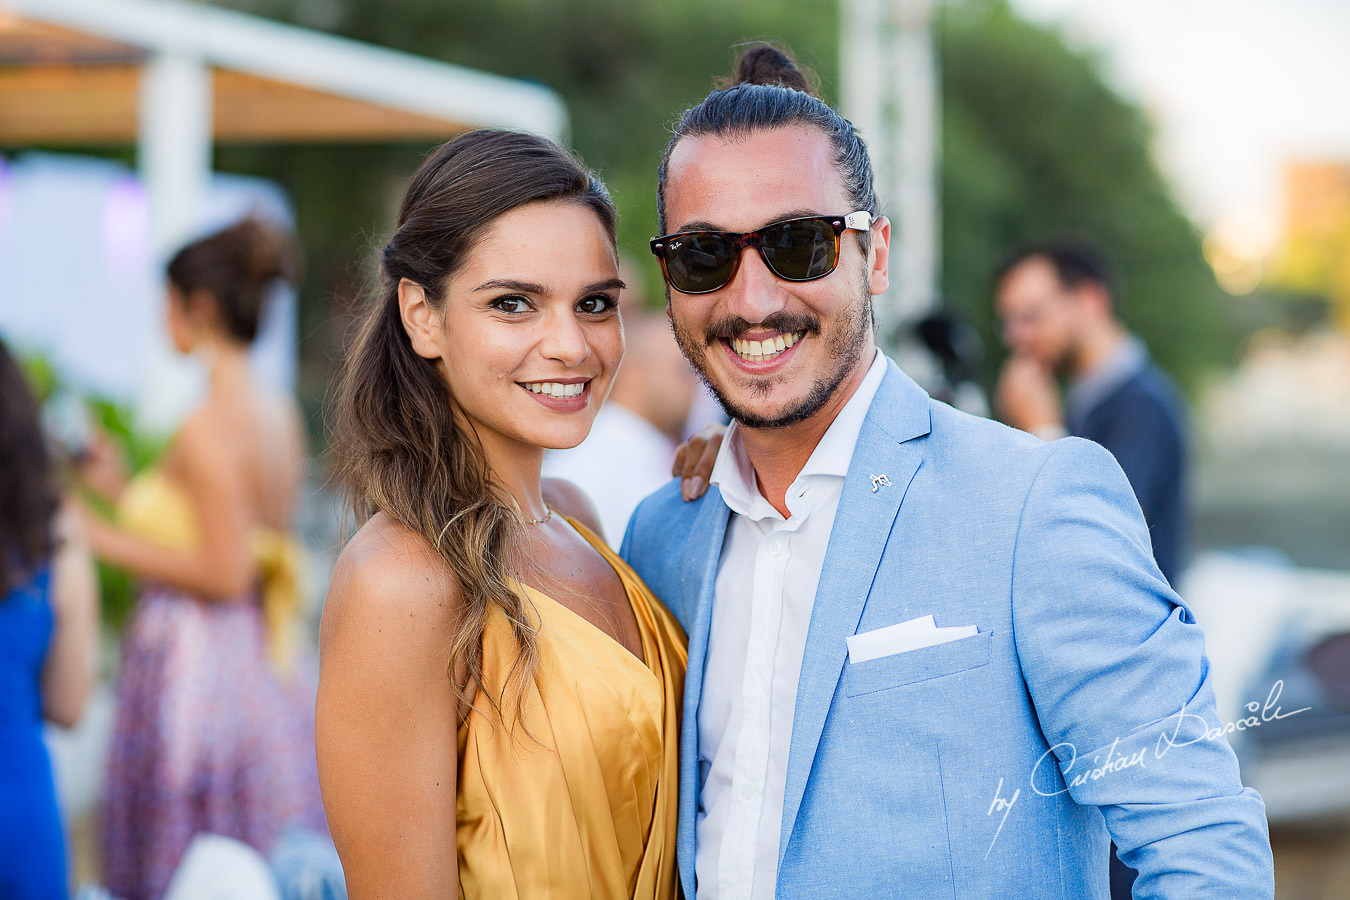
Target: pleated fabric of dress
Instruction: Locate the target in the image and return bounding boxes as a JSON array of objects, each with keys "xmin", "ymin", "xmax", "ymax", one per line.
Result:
[
  {"xmin": 455, "ymin": 518, "xmax": 687, "ymax": 900},
  {"xmin": 101, "ymin": 469, "xmax": 326, "ymax": 900}
]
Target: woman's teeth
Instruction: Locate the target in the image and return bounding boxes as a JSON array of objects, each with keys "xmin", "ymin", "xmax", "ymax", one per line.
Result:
[
  {"xmin": 730, "ymin": 331, "xmax": 803, "ymax": 362},
  {"xmin": 523, "ymin": 381, "xmax": 585, "ymax": 399}
]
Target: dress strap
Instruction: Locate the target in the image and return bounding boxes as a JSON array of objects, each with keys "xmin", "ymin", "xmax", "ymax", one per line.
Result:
[{"xmin": 251, "ymin": 528, "xmax": 304, "ymax": 681}]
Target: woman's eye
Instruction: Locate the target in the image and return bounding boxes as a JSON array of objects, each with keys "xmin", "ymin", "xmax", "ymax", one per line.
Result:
[
  {"xmin": 577, "ymin": 294, "xmax": 617, "ymax": 315},
  {"xmin": 491, "ymin": 295, "xmax": 531, "ymax": 314}
]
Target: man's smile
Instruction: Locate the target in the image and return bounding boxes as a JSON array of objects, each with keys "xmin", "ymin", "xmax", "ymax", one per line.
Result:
[{"xmin": 727, "ymin": 331, "xmax": 805, "ymax": 364}]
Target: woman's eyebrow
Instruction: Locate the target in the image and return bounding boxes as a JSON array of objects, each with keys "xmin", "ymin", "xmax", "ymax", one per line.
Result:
[
  {"xmin": 472, "ymin": 277, "xmax": 625, "ymax": 295},
  {"xmin": 472, "ymin": 278, "xmax": 547, "ymax": 293}
]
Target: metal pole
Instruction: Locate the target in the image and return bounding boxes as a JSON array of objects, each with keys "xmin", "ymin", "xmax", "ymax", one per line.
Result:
[
  {"xmin": 840, "ymin": 0, "xmax": 939, "ymax": 352},
  {"xmin": 891, "ymin": 0, "xmax": 939, "ymax": 332},
  {"xmin": 137, "ymin": 51, "xmax": 213, "ymax": 436},
  {"xmin": 841, "ymin": 0, "xmax": 890, "ymax": 204},
  {"xmin": 138, "ymin": 50, "xmax": 212, "ymax": 258}
]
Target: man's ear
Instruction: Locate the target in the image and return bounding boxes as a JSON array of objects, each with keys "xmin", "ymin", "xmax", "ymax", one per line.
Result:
[
  {"xmin": 867, "ymin": 215, "xmax": 891, "ymax": 297},
  {"xmin": 398, "ymin": 278, "xmax": 443, "ymax": 360}
]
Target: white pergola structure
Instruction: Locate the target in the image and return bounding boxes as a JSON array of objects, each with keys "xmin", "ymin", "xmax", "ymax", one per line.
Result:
[
  {"xmin": 840, "ymin": 0, "xmax": 938, "ymax": 348},
  {"xmin": 0, "ymin": 0, "xmax": 568, "ymax": 255}
]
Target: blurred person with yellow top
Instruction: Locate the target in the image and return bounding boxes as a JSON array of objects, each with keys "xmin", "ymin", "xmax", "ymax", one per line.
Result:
[{"xmin": 75, "ymin": 219, "xmax": 325, "ymax": 900}]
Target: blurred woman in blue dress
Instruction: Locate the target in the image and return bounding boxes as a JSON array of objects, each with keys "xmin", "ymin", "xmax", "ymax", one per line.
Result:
[{"xmin": 0, "ymin": 338, "xmax": 99, "ymax": 899}]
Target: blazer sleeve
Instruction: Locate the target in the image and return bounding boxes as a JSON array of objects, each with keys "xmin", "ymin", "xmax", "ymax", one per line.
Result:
[{"xmin": 1010, "ymin": 437, "xmax": 1272, "ymax": 898}]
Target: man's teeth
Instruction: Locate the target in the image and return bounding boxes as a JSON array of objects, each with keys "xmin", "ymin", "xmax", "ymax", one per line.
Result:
[
  {"xmin": 523, "ymin": 381, "xmax": 585, "ymax": 399},
  {"xmin": 730, "ymin": 331, "xmax": 803, "ymax": 362}
]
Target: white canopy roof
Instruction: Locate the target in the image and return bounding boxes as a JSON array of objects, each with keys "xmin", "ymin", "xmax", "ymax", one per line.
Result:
[
  {"xmin": 1, "ymin": 0, "xmax": 568, "ymax": 252},
  {"xmin": 2, "ymin": 0, "xmax": 567, "ymax": 140}
]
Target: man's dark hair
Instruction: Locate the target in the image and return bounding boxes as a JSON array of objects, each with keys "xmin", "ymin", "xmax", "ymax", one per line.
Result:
[
  {"xmin": 656, "ymin": 43, "xmax": 878, "ymax": 235},
  {"xmin": 996, "ymin": 238, "xmax": 1119, "ymax": 308}
]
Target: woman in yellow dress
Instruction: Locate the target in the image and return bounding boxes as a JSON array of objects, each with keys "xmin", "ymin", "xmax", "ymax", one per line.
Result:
[
  {"xmin": 318, "ymin": 129, "xmax": 687, "ymax": 898},
  {"xmin": 76, "ymin": 219, "xmax": 325, "ymax": 899}
]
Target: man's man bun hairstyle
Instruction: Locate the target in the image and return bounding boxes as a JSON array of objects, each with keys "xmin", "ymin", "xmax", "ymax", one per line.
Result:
[
  {"xmin": 657, "ymin": 42, "xmax": 878, "ymax": 234},
  {"xmin": 724, "ymin": 43, "xmax": 818, "ymax": 95}
]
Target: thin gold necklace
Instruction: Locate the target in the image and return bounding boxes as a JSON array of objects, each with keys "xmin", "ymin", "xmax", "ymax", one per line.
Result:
[{"xmin": 524, "ymin": 504, "xmax": 554, "ymax": 526}]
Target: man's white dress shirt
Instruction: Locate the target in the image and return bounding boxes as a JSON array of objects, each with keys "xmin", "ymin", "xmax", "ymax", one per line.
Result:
[{"xmin": 696, "ymin": 350, "xmax": 887, "ymax": 899}]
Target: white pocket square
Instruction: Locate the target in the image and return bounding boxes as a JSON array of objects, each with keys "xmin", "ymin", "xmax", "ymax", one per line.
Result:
[{"xmin": 846, "ymin": 614, "xmax": 978, "ymax": 664}]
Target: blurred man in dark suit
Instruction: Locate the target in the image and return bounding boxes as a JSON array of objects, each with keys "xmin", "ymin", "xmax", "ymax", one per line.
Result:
[{"xmin": 995, "ymin": 239, "xmax": 1189, "ymax": 586}]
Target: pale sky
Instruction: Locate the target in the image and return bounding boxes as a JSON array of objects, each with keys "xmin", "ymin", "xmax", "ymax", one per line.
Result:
[{"xmin": 1008, "ymin": 0, "xmax": 1350, "ymax": 259}]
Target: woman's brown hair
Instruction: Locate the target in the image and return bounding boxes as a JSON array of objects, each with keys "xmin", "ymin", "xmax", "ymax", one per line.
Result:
[
  {"xmin": 0, "ymin": 340, "xmax": 60, "ymax": 595},
  {"xmin": 166, "ymin": 217, "xmax": 295, "ymax": 344},
  {"xmin": 333, "ymin": 128, "xmax": 617, "ymax": 720}
]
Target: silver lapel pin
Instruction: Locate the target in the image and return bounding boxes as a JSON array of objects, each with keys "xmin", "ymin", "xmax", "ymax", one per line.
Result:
[{"xmin": 870, "ymin": 473, "xmax": 892, "ymax": 493}]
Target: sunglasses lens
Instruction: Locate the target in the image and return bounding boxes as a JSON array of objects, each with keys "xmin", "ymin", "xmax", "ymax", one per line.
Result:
[
  {"xmin": 655, "ymin": 216, "xmax": 845, "ymax": 293},
  {"xmin": 663, "ymin": 233, "xmax": 737, "ymax": 294},
  {"xmin": 761, "ymin": 218, "xmax": 838, "ymax": 281}
]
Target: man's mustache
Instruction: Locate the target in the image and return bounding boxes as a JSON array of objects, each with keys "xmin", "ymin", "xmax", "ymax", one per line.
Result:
[{"xmin": 704, "ymin": 312, "xmax": 821, "ymax": 344}]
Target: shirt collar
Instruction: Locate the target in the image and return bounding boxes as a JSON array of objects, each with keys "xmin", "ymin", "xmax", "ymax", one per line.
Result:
[
  {"xmin": 711, "ymin": 349, "xmax": 888, "ymax": 520},
  {"xmin": 1066, "ymin": 334, "xmax": 1147, "ymax": 424}
]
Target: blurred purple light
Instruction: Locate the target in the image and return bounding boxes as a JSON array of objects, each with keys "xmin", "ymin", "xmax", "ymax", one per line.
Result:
[{"xmin": 103, "ymin": 176, "xmax": 151, "ymax": 270}]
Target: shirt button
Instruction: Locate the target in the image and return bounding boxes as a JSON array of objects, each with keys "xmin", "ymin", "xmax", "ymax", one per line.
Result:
[
  {"xmin": 768, "ymin": 539, "xmax": 784, "ymax": 557},
  {"xmin": 739, "ymin": 782, "xmax": 756, "ymax": 801},
  {"xmin": 755, "ymin": 664, "xmax": 771, "ymax": 681}
]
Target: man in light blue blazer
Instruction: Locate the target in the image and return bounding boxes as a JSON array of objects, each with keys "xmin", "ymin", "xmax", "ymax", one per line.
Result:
[{"xmin": 622, "ymin": 44, "xmax": 1273, "ymax": 899}]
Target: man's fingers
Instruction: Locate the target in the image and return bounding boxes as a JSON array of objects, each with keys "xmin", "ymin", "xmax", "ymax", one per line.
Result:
[
  {"xmin": 678, "ymin": 423, "xmax": 726, "ymax": 501},
  {"xmin": 672, "ymin": 442, "xmax": 689, "ymax": 477}
]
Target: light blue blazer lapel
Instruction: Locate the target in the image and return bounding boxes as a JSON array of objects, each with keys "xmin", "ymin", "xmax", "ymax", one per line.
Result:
[
  {"xmin": 677, "ymin": 488, "xmax": 730, "ymax": 898},
  {"xmin": 778, "ymin": 363, "xmax": 933, "ymax": 863}
]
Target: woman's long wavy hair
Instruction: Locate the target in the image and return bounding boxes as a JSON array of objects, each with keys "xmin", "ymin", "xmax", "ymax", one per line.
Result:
[
  {"xmin": 333, "ymin": 129, "xmax": 617, "ymax": 722},
  {"xmin": 0, "ymin": 339, "xmax": 59, "ymax": 596}
]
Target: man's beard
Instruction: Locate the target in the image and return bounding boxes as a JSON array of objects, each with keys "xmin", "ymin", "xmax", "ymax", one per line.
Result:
[{"xmin": 670, "ymin": 279, "xmax": 872, "ymax": 430}]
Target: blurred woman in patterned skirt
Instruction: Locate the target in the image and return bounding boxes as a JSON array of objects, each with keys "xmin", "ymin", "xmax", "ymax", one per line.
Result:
[{"xmin": 77, "ymin": 220, "xmax": 325, "ymax": 899}]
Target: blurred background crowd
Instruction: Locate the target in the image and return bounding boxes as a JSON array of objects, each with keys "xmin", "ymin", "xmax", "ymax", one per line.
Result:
[{"xmin": 1, "ymin": 0, "xmax": 1348, "ymax": 897}]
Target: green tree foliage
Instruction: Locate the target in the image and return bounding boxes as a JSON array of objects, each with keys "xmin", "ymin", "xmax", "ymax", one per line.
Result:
[
  {"xmin": 221, "ymin": 0, "xmax": 839, "ymax": 308},
  {"xmin": 938, "ymin": 1, "xmax": 1227, "ymax": 392},
  {"xmin": 304, "ymin": 0, "xmax": 839, "ymax": 271},
  {"xmin": 220, "ymin": 0, "xmax": 1222, "ymax": 408}
]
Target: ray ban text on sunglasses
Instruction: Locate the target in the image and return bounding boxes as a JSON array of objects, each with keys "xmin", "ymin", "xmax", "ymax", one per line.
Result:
[{"xmin": 649, "ymin": 211, "xmax": 873, "ymax": 295}]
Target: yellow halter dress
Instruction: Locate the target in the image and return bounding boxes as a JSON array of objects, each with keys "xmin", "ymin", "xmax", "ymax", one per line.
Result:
[{"xmin": 455, "ymin": 518, "xmax": 687, "ymax": 899}]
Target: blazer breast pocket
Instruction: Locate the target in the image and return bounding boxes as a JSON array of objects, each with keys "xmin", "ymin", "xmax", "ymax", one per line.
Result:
[{"xmin": 842, "ymin": 630, "xmax": 992, "ymax": 697}]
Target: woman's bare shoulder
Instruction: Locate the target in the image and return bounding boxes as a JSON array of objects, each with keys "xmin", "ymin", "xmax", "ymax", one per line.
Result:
[
  {"xmin": 321, "ymin": 512, "xmax": 462, "ymax": 657},
  {"xmin": 315, "ymin": 516, "xmax": 463, "ymax": 894},
  {"xmin": 174, "ymin": 382, "xmax": 299, "ymax": 455},
  {"xmin": 169, "ymin": 403, "xmax": 224, "ymax": 457}
]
